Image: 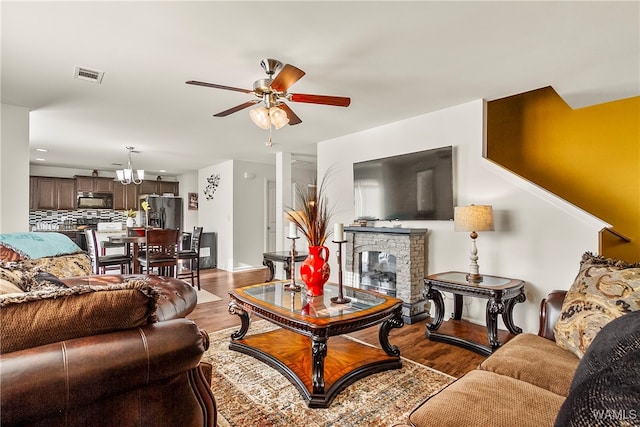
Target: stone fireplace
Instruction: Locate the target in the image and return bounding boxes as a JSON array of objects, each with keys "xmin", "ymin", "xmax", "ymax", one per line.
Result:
[{"xmin": 345, "ymin": 227, "xmax": 428, "ymax": 323}]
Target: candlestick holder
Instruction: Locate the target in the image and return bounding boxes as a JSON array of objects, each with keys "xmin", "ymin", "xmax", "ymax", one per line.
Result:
[
  {"xmin": 330, "ymin": 239, "xmax": 351, "ymax": 304},
  {"xmin": 284, "ymin": 236, "xmax": 301, "ymax": 292}
]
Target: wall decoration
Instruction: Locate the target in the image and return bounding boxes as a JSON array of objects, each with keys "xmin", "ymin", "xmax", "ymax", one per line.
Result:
[
  {"xmin": 204, "ymin": 173, "xmax": 221, "ymax": 200},
  {"xmin": 188, "ymin": 192, "xmax": 199, "ymax": 210}
]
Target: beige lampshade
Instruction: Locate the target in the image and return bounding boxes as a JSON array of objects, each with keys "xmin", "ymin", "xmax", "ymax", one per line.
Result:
[{"xmin": 454, "ymin": 205, "xmax": 494, "ymax": 232}]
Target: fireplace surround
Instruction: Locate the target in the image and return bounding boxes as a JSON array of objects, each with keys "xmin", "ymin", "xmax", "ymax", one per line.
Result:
[{"xmin": 345, "ymin": 227, "xmax": 428, "ymax": 323}]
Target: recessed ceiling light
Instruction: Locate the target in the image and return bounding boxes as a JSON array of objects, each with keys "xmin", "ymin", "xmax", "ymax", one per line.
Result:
[
  {"xmin": 35, "ymin": 158, "xmax": 46, "ymax": 162},
  {"xmin": 159, "ymin": 169, "xmax": 167, "ymax": 173},
  {"xmin": 36, "ymin": 148, "xmax": 48, "ymax": 152}
]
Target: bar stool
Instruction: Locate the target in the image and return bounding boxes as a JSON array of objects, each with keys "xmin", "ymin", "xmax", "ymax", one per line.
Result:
[{"xmin": 177, "ymin": 226, "xmax": 203, "ymax": 289}]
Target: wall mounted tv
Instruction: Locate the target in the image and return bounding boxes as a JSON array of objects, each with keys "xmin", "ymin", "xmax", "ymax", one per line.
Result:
[{"xmin": 353, "ymin": 146, "xmax": 454, "ymax": 221}]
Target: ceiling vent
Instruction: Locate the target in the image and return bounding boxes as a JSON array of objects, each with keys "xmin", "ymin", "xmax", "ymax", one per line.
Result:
[{"xmin": 74, "ymin": 65, "xmax": 104, "ymax": 84}]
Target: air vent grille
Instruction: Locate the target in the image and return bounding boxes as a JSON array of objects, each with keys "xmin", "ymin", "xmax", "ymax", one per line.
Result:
[{"xmin": 74, "ymin": 66, "xmax": 104, "ymax": 84}]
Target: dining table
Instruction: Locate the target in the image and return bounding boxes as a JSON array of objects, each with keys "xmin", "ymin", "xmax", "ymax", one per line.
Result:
[{"xmin": 108, "ymin": 235, "xmax": 146, "ymax": 274}]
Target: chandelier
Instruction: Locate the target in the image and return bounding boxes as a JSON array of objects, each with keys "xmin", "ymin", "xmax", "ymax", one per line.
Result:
[{"xmin": 116, "ymin": 146, "xmax": 144, "ymax": 185}]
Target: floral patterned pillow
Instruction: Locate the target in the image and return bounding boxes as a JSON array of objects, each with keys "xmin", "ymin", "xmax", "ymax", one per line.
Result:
[{"xmin": 554, "ymin": 252, "xmax": 640, "ymax": 358}]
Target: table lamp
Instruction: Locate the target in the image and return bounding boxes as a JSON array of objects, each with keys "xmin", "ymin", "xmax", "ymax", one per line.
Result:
[{"xmin": 454, "ymin": 205, "xmax": 494, "ymax": 282}]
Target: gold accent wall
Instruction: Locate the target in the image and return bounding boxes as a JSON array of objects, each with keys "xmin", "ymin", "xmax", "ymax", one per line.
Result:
[{"xmin": 487, "ymin": 86, "xmax": 639, "ymax": 262}]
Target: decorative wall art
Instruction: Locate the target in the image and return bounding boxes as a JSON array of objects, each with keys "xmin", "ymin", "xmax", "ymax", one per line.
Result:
[
  {"xmin": 188, "ymin": 192, "xmax": 199, "ymax": 210},
  {"xmin": 204, "ymin": 174, "xmax": 221, "ymax": 200}
]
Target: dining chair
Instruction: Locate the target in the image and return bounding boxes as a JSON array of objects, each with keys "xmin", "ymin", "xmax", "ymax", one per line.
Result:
[
  {"xmin": 177, "ymin": 226, "xmax": 203, "ymax": 289},
  {"xmin": 84, "ymin": 229, "xmax": 132, "ymax": 275},
  {"xmin": 137, "ymin": 229, "xmax": 180, "ymax": 276}
]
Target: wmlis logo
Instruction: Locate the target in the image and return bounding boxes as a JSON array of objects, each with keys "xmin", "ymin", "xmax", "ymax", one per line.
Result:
[{"xmin": 592, "ymin": 409, "xmax": 637, "ymax": 421}]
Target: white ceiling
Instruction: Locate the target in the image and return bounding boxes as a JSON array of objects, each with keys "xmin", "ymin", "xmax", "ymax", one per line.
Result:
[{"xmin": 2, "ymin": 1, "xmax": 638, "ymax": 177}]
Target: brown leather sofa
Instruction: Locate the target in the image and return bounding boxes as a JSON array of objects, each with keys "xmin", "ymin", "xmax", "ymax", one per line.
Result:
[{"xmin": 0, "ymin": 274, "xmax": 216, "ymax": 427}]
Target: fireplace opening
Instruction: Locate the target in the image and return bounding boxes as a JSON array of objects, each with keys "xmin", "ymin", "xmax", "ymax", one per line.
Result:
[{"xmin": 359, "ymin": 251, "xmax": 397, "ymax": 296}]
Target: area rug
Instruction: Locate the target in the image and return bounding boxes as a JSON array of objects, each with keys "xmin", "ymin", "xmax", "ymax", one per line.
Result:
[
  {"xmin": 196, "ymin": 289, "xmax": 222, "ymax": 304},
  {"xmin": 203, "ymin": 321, "xmax": 455, "ymax": 427}
]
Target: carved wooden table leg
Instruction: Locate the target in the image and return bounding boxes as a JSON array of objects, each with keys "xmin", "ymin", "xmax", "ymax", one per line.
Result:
[
  {"xmin": 311, "ymin": 336, "xmax": 327, "ymax": 394},
  {"xmin": 262, "ymin": 258, "xmax": 275, "ymax": 282},
  {"xmin": 452, "ymin": 294, "xmax": 463, "ymax": 320},
  {"xmin": 486, "ymin": 298, "xmax": 505, "ymax": 349},
  {"xmin": 228, "ymin": 300, "xmax": 250, "ymax": 340},
  {"xmin": 502, "ymin": 292, "xmax": 526, "ymax": 334},
  {"xmin": 379, "ymin": 309, "xmax": 404, "ymax": 356},
  {"xmin": 424, "ymin": 286, "xmax": 445, "ymax": 331}
]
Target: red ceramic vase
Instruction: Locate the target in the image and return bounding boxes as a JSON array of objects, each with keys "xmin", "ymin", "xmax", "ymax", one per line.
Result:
[{"xmin": 300, "ymin": 245, "xmax": 331, "ymax": 296}]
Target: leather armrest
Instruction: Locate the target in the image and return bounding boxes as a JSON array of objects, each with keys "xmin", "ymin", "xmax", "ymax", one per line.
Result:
[
  {"xmin": 61, "ymin": 274, "xmax": 197, "ymax": 320},
  {"xmin": 1, "ymin": 318, "xmax": 206, "ymax": 425},
  {"xmin": 538, "ymin": 290, "xmax": 567, "ymax": 341}
]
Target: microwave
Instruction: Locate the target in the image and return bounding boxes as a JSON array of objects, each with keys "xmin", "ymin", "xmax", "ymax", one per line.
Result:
[{"xmin": 77, "ymin": 192, "xmax": 113, "ymax": 209}]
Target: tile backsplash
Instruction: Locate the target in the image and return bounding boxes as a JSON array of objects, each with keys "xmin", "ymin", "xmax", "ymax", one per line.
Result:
[{"xmin": 29, "ymin": 209, "xmax": 127, "ymax": 230}]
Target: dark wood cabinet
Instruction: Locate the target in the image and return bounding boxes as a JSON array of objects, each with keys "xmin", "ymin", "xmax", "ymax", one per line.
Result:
[
  {"xmin": 113, "ymin": 181, "xmax": 139, "ymax": 210},
  {"xmin": 138, "ymin": 180, "xmax": 179, "ymax": 196},
  {"xmin": 76, "ymin": 176, "xmax": 114, "ymax": 193},
  {"xmin": 31, "ymin": 177, "xmax": 76, "ymax": 210},
  {"xmin": 57, "ymin": 179, "xmax": 76, "ymax": 209}
]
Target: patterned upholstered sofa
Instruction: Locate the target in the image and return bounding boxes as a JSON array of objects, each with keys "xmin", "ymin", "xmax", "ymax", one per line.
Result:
[
  {"xmin": 0, "ymin": 233, "xmax": 216, "ymax": 426},
  {"xmin": 406, "ymin": 253, "xmax": 640, "ymax": 427}
]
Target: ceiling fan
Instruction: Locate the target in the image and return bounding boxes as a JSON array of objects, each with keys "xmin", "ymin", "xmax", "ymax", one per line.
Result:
[{"xmin": 186, "ymin": 58, "xmax": 351, "ymax": 129}]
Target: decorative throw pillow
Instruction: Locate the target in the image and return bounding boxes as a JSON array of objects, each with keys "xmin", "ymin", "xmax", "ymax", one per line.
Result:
[
  {"xmin": 0, "ymin": 280, "xmax": 159, "ymax": 354},
  {"xmin": 0, "ymin": 262, "xmax": 39, "ymax": 291},
  {"xmin": 554, "ymin": 252, "xmax": 640, "ymax": 358},
  {"xmin": 21, "ymin": 253, "xmax": 92, "ymax": 278},
  {"xmin": 554, "ymin": 311, "xmax": 640, "ymax": 426}
]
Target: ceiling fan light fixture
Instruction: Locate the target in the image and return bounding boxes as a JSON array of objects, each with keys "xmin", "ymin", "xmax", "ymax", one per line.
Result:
[
  {"xmin": 249, "ymin": 106, "xmax": 271, "ymax": 130},
  {"xmin": 269, "ymin": 106, "xmax": 289, "ymax": 129}
]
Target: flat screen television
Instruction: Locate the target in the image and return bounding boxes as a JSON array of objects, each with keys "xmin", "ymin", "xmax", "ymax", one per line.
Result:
[{"xmin": 353, "ymin": 146, "xmax": 454, "ymax": 221}]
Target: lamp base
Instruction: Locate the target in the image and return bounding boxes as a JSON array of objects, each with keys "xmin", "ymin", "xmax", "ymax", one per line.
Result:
[{"xmin": 466, "ymin": 273, "xmax": 483, "ymax": 283}]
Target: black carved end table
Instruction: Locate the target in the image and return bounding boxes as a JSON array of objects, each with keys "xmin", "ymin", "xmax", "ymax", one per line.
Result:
[
  {"xmin": 262, "ymin": 251, "xmax": 308, "ymax": 282},
  {"xmin": 423, "ymin": 271, "xmax": 525, "ymax": 355}
]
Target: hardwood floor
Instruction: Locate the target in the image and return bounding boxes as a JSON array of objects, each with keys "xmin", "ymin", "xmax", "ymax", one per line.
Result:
[{"xmin": 187, "ymin": 268, "xmax": 506, "ymax": 378}]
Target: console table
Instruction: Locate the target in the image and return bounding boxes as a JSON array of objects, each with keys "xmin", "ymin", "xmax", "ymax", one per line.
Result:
[
  {"xmin": 262, "ymin": 251, "xmax": 308, "ymax": 282},
  {"xmin": 423, "ymin": 271, "xmax": 526, "ymax": 355}
]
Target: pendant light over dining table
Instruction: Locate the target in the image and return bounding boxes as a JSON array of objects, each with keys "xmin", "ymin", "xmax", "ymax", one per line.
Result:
[{"xmin": 116, "ymin": 146, "xmax": 144, "ymax": 185}]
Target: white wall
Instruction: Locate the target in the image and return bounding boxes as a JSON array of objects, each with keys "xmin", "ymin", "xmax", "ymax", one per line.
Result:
[
  {"xmin": 198, "ymin": 161, "xmax": 233, "ymax": 270},
  {"xmin": 318, "ymin": 99, "xmax": 607, "ymax": 333},
  {"xmin": 233, "ymin": 160, "xmax": 277, "ymax": 270},
  {"xmin": 1, "ymin": 104, "xmax": 30, "ymax": 232}
]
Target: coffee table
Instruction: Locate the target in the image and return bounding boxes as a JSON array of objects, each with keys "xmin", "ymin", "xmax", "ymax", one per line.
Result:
[{"xmin": 228, "ymin": 281, "xmax": 404, "ymax": 408}]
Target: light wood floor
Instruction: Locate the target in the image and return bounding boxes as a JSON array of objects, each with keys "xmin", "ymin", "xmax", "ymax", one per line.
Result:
[{"xmin": 187, "ymin": 268, "xmax": 513, "ymax": 378}]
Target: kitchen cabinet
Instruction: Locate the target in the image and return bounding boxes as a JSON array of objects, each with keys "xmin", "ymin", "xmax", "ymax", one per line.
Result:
[
  {"xmin": 113, "ymin": 181, "xmax": 139, "ymax": 210},
  {"xmin": 138, "ymin": 180, "xmax": 179, "ymax": 196},
  {"xmin": 31, "ymin": 177, "xmax": 76, "ymax": 210},
  {"xmin": 76, "ymin": 176, "xmax": 114, "ymax": 193}
]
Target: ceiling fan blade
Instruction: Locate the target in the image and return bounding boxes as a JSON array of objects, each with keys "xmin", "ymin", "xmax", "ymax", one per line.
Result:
[
  {"xmin": 277, "ymin": 103, "xmax": 302, "ymax": 125},
  {"xmin": 289, "ymin": 93, "xmax": 351, "ymax": 107},
  {"xmin": 186, "ymin": 80, "xmax": 252, "ymax": 94},
  {"xmin": 270, "ymin": 64, "xmax": 306, "ymax": 93},
  {"xmin": 213, "ymin": 100, "xmax": 261, "ymax": 117}
]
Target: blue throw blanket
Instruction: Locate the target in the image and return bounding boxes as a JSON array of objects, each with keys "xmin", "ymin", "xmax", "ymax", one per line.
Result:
[{"xmin": 0, "ymin": 232, "xmax": 82, "ymax": 260}]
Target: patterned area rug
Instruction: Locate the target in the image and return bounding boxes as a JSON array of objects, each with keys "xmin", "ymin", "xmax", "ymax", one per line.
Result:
[{"xmin": 203, "ymin": 321, "xmax": 455, "ymax": 427}]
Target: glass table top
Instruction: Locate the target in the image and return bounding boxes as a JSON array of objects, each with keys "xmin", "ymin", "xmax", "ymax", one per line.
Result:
[
  {"xmin": 242, "ymin": 282, "xmax": 387, "ymax": 318},
  {"xmin": 429, "ymin": 272, "xmax": 517, "ymax": 288}
]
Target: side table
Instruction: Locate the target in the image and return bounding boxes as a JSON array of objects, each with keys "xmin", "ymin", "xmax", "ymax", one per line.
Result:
[
  {"xmin": 262, "ymin": 251, "xmax": 308, "ymax": 282},
  {"xmin": 423, "ymin": 271, "xmax": 526, "ymax": 355}
]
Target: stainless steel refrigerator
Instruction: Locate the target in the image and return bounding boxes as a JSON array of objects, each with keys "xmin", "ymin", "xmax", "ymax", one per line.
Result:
[{"xmin": 139, "ymin": 195, "xmax": 183, "ymax": 230}]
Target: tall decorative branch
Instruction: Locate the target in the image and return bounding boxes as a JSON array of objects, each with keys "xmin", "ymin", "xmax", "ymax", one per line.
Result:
[{"xmin": 285, "ymin": 168, "xmax": 336, "ymax": 247}]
